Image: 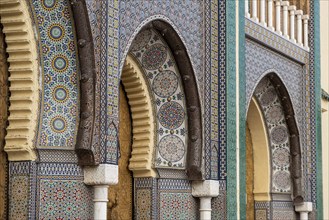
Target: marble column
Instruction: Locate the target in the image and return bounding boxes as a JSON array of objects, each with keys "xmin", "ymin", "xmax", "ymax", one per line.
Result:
[
  {"xmin": 192, "ymin": 180, "xmax": 219, "ymax": 220},
  {"xmin": 84, "ymin": 164, "xmax": 118, "ymax": 220}
]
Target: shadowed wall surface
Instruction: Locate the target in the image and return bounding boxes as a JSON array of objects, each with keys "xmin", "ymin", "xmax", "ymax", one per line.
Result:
[
  {"xmin": 0, "ymin": 26, "xmax": 8, "ymax": 220},
  {"xmin": 107, "ymin": 85, "xmax": 133, "ymax": 219},
  {"xmin": 246, "ymin": 124, "xmax": 254, "ymax": 220}
]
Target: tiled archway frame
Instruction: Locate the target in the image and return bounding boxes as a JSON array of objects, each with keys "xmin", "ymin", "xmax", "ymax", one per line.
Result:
[
  {"xmin": 252, "ymin": 75, "xmax": 303, "ymax": 219},
  {"xmin": 128, "ymin": 29, "xmax": 189, "ymax": 172},
  {"xmin": 0, "ymin": 0, "xmax": 39, "ymax": 161},
  {"xmin": 253, "ymin": 77, "xmax": 293, "ymax": 194},
  {"xmin": 108, "ymin": 16, "xmax": 204, "ymax": 180},
  {"xmin": 251, "ymin": 74, "xmax": 303, "ymax": 203}
]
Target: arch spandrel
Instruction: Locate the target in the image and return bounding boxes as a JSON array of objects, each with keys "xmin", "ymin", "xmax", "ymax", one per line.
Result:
[{"xmin": 0, "ymin": 0, "xmax": 40, "ymax": 161}]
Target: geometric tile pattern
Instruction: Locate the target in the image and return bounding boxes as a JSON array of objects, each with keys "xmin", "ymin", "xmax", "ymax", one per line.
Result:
[
  {"xmin": 118, "ymin": 1, "xmax": 204, "ymax": 88},
  {"xmin": 212, "ymin": 189, "xmax": 227, "ymax": 220},
  {"xmin": 38, "ymin": 179, "xmax": 93, "ymax": 219},
  {"xmin": 9, "ymin": 176, "xmax": 29, "ymax": 220},
  {"xmin": 246, "ymin": 39, "xmax": 305, "ymax": 152},
  {"xmin": 158, "ymin": 179, "xmax": 198, "ymax": 220},
  {"xmin": 36, "ymin": 163, "xmax": 93, "ymax": 220},
  {"xmin": 308, "ymin": 0, "xmax": 320, "ymax": 209},
  {"xmin": 136, "ymin": 189, "xmax": 152, "ymax": 219},
  {"xmin": 135, "ymin": 178, "xmax": 198, "ymax": 219},
  {"xmin": 245, "ymin": 19, "xmax": 309, "ymax": 64},
  {"xmin": 246, "ymin": 39, "xmax": 304, "ymax": 130},
  {"xmin": 204, "ymin": 0, "xmax": 223, "ymax": 180},
  {"xmin": 129, "ymin": 29, "xmax": 187, "ymax": 168},
  {"xmin": 159, "ymin": 192, "xmax": 198, "ymax": 220},
  {"xmin": 9, "ymin": 161, "xmax": 37, "ymax": 220},
  {"xmin": 272, "ymin": 201, "xmax": 296, "ymax": 220},
  {"xmin": 31, "ymin": 0, "xmax": 79, "ymax": 149},
  {"xmin": 134, "ymin": 178, "xmax": 158, "ymax": 219},
  {"xmin": 255, "ymin": 201, "xmax": 271, "ymax": 220}
]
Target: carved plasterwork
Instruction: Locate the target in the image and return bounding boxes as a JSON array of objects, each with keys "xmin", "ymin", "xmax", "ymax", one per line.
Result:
[
  {"xmin": 84, "ymin": 164, "xmax": 118, "ymax": 185},
  {"xmin": 122, "ymin": 55, "xmax": 157, "ymax": 178},
  {"xmin": 192, "ymin": 180, "xmax": 219, "ymax": 197},
  {"xmin": 0, "ymin": 0, "xmax": 39, "ymax": 161}
]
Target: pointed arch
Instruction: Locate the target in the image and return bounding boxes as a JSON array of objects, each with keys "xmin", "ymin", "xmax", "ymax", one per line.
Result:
[
  {"xmin": 250, "ymin": 73, "xmax": 303, "ymax": 204},
  {"xmin": 247, "ymin": 97, "xmax": 271, "ymax": 202},
  {"xmin": 124, "ymin": 22, "xmax": 203, "ymax": 180}
]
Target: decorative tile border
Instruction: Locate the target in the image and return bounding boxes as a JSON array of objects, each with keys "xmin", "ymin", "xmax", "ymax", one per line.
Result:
[
  {"xmin": 129, "ymin": 29, "xmax": 188, "ymax": 169},
  {"xmin": 245, "ymin": 18, "xmax": 309, "ymax": 64},
  {"xmin": 30, "ymin": 0, "xmax": 79, "ymax": 149}
]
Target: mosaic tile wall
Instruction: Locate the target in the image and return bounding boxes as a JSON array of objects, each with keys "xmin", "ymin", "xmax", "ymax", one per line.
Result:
[
  {"xmin": 129, "ymin": 29, "xmax": 188, "ymax": 169},
  {"xmin": 31, "ymin": 0, "xmax": 79, "ymax": 150},
  {"xmin": 255, "ymin": 201, "xmax": 271, "ymax": 220},
  {"xmin": 246, "ymin": 39, "xmax": 304, "ymax": 131},
  {"xmin": 8, "ymin": 162, "xmax": 36, "ymax": 220},
  {"xmin": 105, "ymin": 1, "xmax": 211, "ymax": 166},
  {"xmin": 134, "ymin": 178, "xmax": 199, "ymax": 219},
  {"xmin": 85, "ymin": 0, "xmax": 108, "ymax": 162},
  {"xmin": 36, "ymin": 163, "xmax": 93, "ymax": 220}
]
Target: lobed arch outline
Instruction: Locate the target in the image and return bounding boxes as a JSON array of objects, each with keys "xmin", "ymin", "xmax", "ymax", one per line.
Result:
[
  {"xmin": 0, "ymin": 0, "xmax": 40, "ymax": 161},
  {"xmin": 248, "ymin": 72, "xmax": 304, "ymax": 204}
]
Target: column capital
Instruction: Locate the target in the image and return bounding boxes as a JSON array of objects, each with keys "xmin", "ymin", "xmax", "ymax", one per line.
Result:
[
  {"xmin": 295, "ymin": 10, "xmax": 304, "ymax": 16},
  {"xmin": 302, "ymin": 15, "xmax": 309, "ymax": 21},
  {"xmin": 192, "ymin": 180, "xmax": 219, "ymax": 198},
  {"xmin": 281, "ymin": 1, "xmax": 290, "ymax": 7},
  {"xmin": 275, "ymin": 0, "xmax": 282, "ymax": 6},
  {"xmin": 295, "ymin": 202, "xmax": 313, "ymax": 212},
  {"xmin": 288, "ymin": 5, "xmax": 296, "ymax": 11},
  {"xmin": 84, "ymin": 164, "xmax": 118, "ymax": 185}
]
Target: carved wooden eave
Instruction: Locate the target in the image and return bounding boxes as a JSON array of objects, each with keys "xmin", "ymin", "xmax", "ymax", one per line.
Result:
[
  {"xmin": 0, "ymin": 0, "xmax": 39, "ymax": 161},
  {"xmin": 152, "ymin": 20, "xmax": 204, "ymax": 180},
  {"xmin": 70, "ymin": 0, "xmax": 99, "ymax": 165},
  {"xmin": 268, "ymin": 73, "xmax": 304, "ymax": 204}
]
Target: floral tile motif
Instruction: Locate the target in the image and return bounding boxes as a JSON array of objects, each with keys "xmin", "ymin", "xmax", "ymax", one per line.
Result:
[
  {"xmin": 159, "ymin": 192, "xmax": 197, "ymax": 220},
  {"xmin": 31, "ymin": 0, "xmax": 79, "ymax": 149},
  {"xmin": 254, "ymin": 77, "xmax": 292, "ymax": 193},
  {"xmin": 130, "ymin": 29, "xmax": 188, "ymax": 169}
]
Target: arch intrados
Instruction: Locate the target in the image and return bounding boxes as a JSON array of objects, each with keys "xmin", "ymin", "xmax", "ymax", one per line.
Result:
[
  {"xmin": 247, "ymin": 97, "xmax": 271, "ymax": 201},
  {"xmin": 120, "ymin": 55, "xmax": 156, "ymax": 178}
]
